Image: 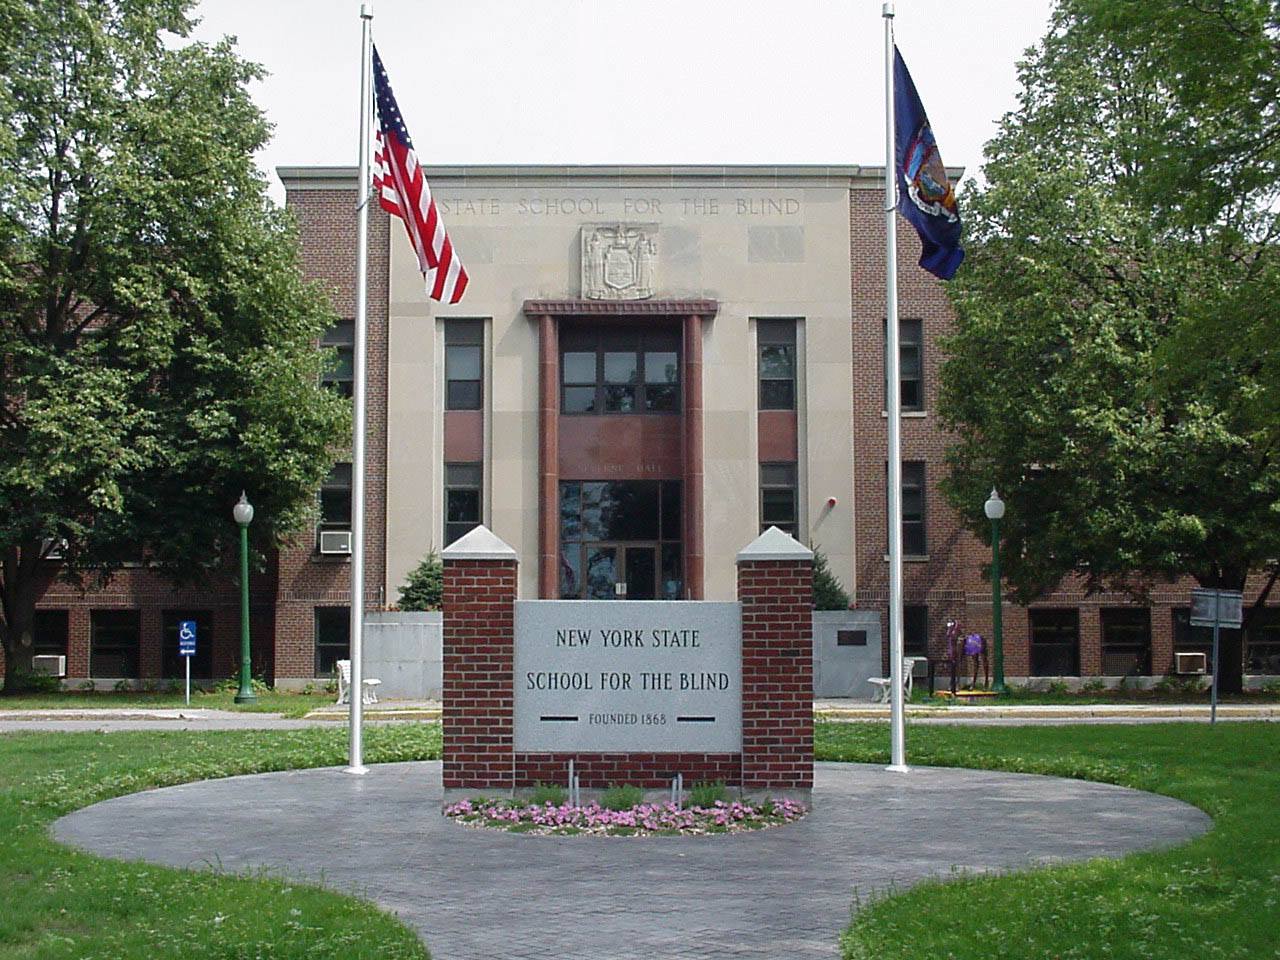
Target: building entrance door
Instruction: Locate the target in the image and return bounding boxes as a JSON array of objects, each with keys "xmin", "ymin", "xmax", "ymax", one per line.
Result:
[{"xmin": 582, "ymin": 543, "xmax": 658, "ymax": 600}]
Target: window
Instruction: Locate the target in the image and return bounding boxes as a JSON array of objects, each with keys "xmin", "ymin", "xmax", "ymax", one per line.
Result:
[
  {"xmin": 1172, "ymin": 608, "xmax": 1220, "ymax": 661},
  {"xmin": 33, "ymin": 610, "xmax": 68, "ymax": 659},
  {"xmin": 445, "ymin": 320, "xmax": 484, "ymax": 410},
  {"xmin": 320, "ymin": 321, "xmax": 354, "ymax": 397},
  {"xmin": 161, "ymin": 611, "xmax": 214, "ymax": 680},
  {"xmin": 1101, "ymin": 608, "xmax": 1151, "ymax": 676},
  {"xmin": 315, "ymin": 607, "xmax": 350, "ymax": 676},
  {"xmin": 560, "ymin": 328, "xmax": 680, "ymax": 414},
  {"xmin": 904, "ymin": 605, "xmax": 929, "ymax": 658},
  {"xmin": 319, "ymin": 463, "xmax": 352, "ymax": 531},
  {"xmin": 1029, "ymin": 608, "xmax": 1080, "ymax": 676},
  {"xmin": 757, "ymin": 319, "xmax": 796, "ymax": 410},
  {"xmin": 886, "ymin": 461, "xmax": 927, "ymax": 556},
  {"xmin": 760, "ymin": 463, "xmax": 798, "ymax": 538},
  {"xmin": 90, "ymin": 610, "xmax": 141, "ymax": 678},
  {"xmin": 884, "ymin": 318, "xmax": 923, "ymax": 411},
  {"xmin": 559, "ymin": 480, "xmax": 682, "ymax": 600},
  {"xmin": 444, "ymin": 462, "xmax": 483, "ymax": 546},
  {"xmin": 1246, "ymin": 608, "xmax": 1280, "ymax": 675}
]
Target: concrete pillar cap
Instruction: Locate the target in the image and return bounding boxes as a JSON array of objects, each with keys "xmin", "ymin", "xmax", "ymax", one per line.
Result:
[
  {"xmin": 736, "ymin": 526, "xmax": 814, "ymax": 563},
  {"xmin": 441, "ymin": 525, "xmax": 518, "ymax": 561}
]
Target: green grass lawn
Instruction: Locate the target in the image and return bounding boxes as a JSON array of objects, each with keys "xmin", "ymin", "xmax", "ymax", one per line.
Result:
[
  {"xmin": 818, "ymin": 722, "xmax": 1279, "ymax": 960},
  {"xmin": 0, "ymin": 689, "xmax": 336, "ymax": 718},
  {"xmin": 0, "ymin": 724, "xmax": 441, "ymax": 959}
]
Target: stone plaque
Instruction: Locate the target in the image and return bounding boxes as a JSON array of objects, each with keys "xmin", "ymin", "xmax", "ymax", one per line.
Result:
[
  {"xmin": 514, "ymin": 600, "xmax": 741, "ymax": 752},
  {"xmin": 581, "ymin": 223, "xmax": 657, "ymax": 300}
]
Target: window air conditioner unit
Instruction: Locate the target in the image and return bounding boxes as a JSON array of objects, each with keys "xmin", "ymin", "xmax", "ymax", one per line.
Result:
[
  {"xmin": 319, "ymin": 530, "xmax": 353, "ymax": 555},
  {"xmin": 41, "ymin": 538, "xmax": 67, "ymax": 560},
  {"xmin": 1175, "ymin": 652, "xmax": 1207, "ymax": 675},
  {"xmin": 32, "ymin": 655, "xmax": 66, "ymax": 677}
]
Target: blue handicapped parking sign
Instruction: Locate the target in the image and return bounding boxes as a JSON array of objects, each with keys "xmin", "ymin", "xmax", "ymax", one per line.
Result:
[{"xmin": 178, "ymin": 620, "xmax": 197, "ymax": 657}]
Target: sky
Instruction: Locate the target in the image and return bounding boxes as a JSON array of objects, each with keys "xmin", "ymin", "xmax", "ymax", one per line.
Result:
[{"xmin": 189, "ymin": 0, "xmax": 1057, "ymax": 204}]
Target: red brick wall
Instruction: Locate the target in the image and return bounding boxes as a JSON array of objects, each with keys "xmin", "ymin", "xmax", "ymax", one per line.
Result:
[
  {"xmin": 739, "ymin": 559, "xmax": 814, "ymax": 789},
  {"xmin": 272, "ymin": 187, "xmax": 391, "ymax": 680},
  {"xmin": 442, "ymin": 557, "xmax": 517, "ymax": 790},
  {"xmin": 849, "ymin": 186, "xmax": 1278, "ymax": 679}
]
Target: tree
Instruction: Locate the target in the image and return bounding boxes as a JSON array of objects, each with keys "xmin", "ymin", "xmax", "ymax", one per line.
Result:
[
  {"xmin": 0, "ymin": 1, "xmax": 350, "ymax": 690},
  {"xmin": 939, "ymin": 0, "xmax": 1280, "ymax": 692},
  {"xmin": 398, "ymin": 551, "xmax": 443, "ymax": 612},
  {"xmin": 811, "ymin": 549, "xmax": 852, "ymax": 612}
]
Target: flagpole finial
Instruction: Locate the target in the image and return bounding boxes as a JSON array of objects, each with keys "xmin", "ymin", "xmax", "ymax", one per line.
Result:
[
  {"xmin": 882, "ymin": 2, "xmax": 894, "ymax": 18},
  {"xmin": 360, "ymin": 2, "xmax": 373, "ymax": 19}
]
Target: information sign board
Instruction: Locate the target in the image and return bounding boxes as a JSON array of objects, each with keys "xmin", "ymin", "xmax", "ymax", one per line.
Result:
[{"xmin": 1189, "ymin": 589, "xmax": 1244, "ymax": 629}]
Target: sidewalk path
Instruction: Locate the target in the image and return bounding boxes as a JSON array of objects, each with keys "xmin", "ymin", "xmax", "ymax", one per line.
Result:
[
  {"xmin": 3, "ymin": 699, "xmax": 1277, "ymax": 733},
  {"xmin": 54, "ymin": 760, "xmax": 1209, "ymax": 960}
]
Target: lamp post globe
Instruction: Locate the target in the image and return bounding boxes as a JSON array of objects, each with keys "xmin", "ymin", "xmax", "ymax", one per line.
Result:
[
  {"xmin": 233, "ymin": 492, "xmax": 256, "ymax": 704},
  {"xmin": 984, "ymin": 488, "xmax": 1006, "ymax": 692}
]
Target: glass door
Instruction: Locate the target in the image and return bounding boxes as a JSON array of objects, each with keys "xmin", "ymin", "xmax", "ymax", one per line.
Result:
[{"xmin": 624, "ymin": 547, "xmax": 657, "ymax": 600}]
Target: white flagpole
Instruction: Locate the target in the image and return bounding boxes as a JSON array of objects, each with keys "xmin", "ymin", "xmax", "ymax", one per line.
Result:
[
  {"xmin": 883, "ymin": 1, "xmax": 908, "ymax": 773},
  {"xmin": 345, "ymin": 0, "xmax": 374, "ymax": 776}
]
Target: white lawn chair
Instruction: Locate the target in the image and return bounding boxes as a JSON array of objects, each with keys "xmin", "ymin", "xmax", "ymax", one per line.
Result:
[
  {"xmin": 868, "ymin": 657, "xmax": 917, "ymax": 703},
  {"xmin": 335, "ymin": 659, "xmax": 382, "ymax": 705}
]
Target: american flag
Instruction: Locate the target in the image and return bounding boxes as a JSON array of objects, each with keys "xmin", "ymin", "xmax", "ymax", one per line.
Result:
[{"xmin": 372, "ymin": 47, "xmax": 468, "ymax": 304}]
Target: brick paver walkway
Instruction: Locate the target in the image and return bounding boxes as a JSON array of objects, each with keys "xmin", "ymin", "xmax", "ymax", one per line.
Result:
[{"xmin": 53, "ymin": 761, "xmax": 1209, "ymax": 959}]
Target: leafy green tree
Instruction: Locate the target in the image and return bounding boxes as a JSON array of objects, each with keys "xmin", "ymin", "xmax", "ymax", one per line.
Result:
[
  {"xmin": 812, "ymin": 549, "xmax": 852, "ymax": 611},
  {"xmin": 939, "ymin": 0, "xmax": 1280, "ymax": 692},
  {"xmin": 397, "ymin": 551, "xmax": 443, "ymax": 612},
  {"xmin": 0, "ymin": 1, "xmax": 349, "ymax": 690}
]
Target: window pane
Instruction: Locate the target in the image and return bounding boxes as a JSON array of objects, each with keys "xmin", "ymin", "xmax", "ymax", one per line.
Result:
[
  {"xmin": 446, "ymin": 462, "xmax": 481, "ymax": 486},
  {"xmin": 445, "ymin": 344, "xmax": 482, "ymax": 381},
  {"xmin": 586, "ymin": 547, "xmax": 618, "ymax": 600},
  {"xmin": 904, "ymin": 605, "xmax": 928, "ymax": 657},
  {"xmin": 446, "ymin": 488, "xmax": 481, "ymax": 523},
  {"xmin": 1030, "ymin": 609, "xmax": 1080, "ymax": 676},
  {"xmin": 661, "ymin": 544, "xmax": 683, "ymax": 600},
  {"xmin": 562, "ymin": 386, "xmax": 596, "ymax": 413},
  {"xmin": 91, "ymin": 611, "xmax": 140, "ymax": 678},
  {"xmin": 603, "ymin": 384, "xmax": 636, "ymax": 412},
  {"xmin": 660, "ymin": 481, "xmax": 681, "ymax": 541},
  {"xmin": 580, "ymin": 482, "xmax": 606, "ymax": 541},
  {"xmin": 560, "ymin": 482, "xmax": 582, "ymax": 542},
  {"xmin": 902, "ymin": 488, "xmax": 924, "ymax": 522},
  {"xmin": 602, "ymin": 481, "xmax": 659, "ymax": 540},
  {"xmin": 901, "ymin": 379, "xmax": 921, "ymax": 410},
  {"xmin": 645, "ymin": 383, "xmax": 678, "ymax": 412},
  {"xmin": 760, "ymin": 379, "xmax": 795, "ymax": 410},
  {"xmin": 446, "ymin": 380, "xmax": 482, "ymax": 410},
  {"xmin": 315, "ymin": 607, "xmax": 350, "ymax": 675},
  {"xmin": 900, "ymin": 345, "xmax": 921, "ymax": 378},
  {"xmin": 320, "ymin": 487, "xmax": 351, "ymax": 526},
  {"xmin": 560, "ymin": 545, "xmax": 582, "ymax": 598},
  {"xmin": 904, "ymin": 522, "xmax": 927, "ymax": 556},
  {"xmin": 759, "ymin": 344, "xmax": 794, "ymax": 379},
  {"xmin": 562, "ymin": 351, "xmax": 596, "ymax": 384},
  {"xmin": 761, "ymin": 463, "xmax": 797, "ymax": 486},
  {"xmin": 33, "ymin": 611, "xmax": 68, "ymax": 657},
  {"xmin": 762, "ymin": 489, "xmax": 796, "ymax": 524},
  {"xmin": 603, "ymin": 351, "xmax": 639, "ymax": 384},
  {"xmin": 644, "ymin": 351, "xmax": 678, "ymax": 384}
]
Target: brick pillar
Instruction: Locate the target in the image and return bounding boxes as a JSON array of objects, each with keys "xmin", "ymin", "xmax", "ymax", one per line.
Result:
[
  {"xmin": 442, "ymin": 526, "xmax": 518, "ymax": 794},
  {"xmin": 737, "ymin": 527, "xmax": 814, "ymax": 794}
]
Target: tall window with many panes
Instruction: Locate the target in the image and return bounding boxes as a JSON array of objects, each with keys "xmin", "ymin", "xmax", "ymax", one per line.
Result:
[
  {"xmin": 757, "ymin": 319, "xmax": 797, "ymax": 410},
  {"xmin": 560, "ymin": 328, "xmax": 680, "ymax": 414}
]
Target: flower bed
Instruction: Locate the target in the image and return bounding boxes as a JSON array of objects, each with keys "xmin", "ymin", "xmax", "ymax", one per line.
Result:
[{"xmin": 444, "ymin": 797, "xmax": 807, "ymax": 836}]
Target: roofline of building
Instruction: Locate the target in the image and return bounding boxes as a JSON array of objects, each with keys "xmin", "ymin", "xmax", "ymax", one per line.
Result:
[{"xmin": 277, "ymin": 163, "xmax": 965, "ymax": 191}]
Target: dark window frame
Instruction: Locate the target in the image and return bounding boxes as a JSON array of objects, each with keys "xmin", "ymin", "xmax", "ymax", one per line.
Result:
[
  {"xmin": 1100, "ymin": 607, "xmax": 1152, "ymax": 676},
  {"xmin": 320, "ymin": 320, "xmax": 354, "ymax": 397},
  {"xmin": 315, "ymin": 606, "xmax": 351, "ymax": 676},
  {"xmin": 1029, "ymin": 608, "xmax": 1081, "ymax": 677},
  {"xmin": 885, "ymin": 461, "xmax": 927, "ymax": 556},
  {"xmin": 559, "ymin": 327, "xmax": 681, "ymax": 415},
  {"xmin": 319, "ymin": 462, "xmax": 353, "ymax": 531},
  {"xmin": 883, "ymin": 317, "xmax": 924, "ymax": 412},
  {"xmin": 33, "ymin": 610, "xmax": 69, "ymax": 659},
  {"xmin": 904, "ymin": 604, "xmax": 929, "ymax": 659},
  {"xmin": 445, "ymin": 319, "xmax": 485, "ymax": 411},
  {"xmin": 444, "ymin": 462, "xmax": 483, "ymax": 547},
  {"xmin": 1246, "ymin": 607, "xmax": 1280, "ymax": 675},
  {"xmin": 90, "ymin": 609, "xmax": 141, "ymax": 679},
  {"xmin": 757, "ymin": 319, "xmax": 797, "ymax": 411},
  {"xmin": 759, "ymin": 462, "xmax": 799, "ymax": 538}
]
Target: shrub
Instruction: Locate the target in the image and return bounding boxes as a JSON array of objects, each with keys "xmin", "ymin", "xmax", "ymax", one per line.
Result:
[
  {"xmin": 688, "ymin": 779, "xmax": 729, "ymax": 807},
  {"xmin": 398, "ymin": 550, "xmax": 444, "ymax": 611},
  {"xmin": 600, "ymin": 784, "xmax": 645, "ymax": 811},
  {"xmin": 529, "ymin": 782, "xmax": 568, "ymax": 805},
  {"xmin": 1082, "ymin": 679, "xmax": 1106, "ymax": 694},
  {"xmin": 812, "ymin": 548, "xmax": 852, "ymax": 611}
]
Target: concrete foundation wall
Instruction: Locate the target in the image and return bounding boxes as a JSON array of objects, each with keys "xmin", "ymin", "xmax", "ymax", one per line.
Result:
[{"xmin": 364, "ymin": 611, "xmax": 442, "ymax": 700}]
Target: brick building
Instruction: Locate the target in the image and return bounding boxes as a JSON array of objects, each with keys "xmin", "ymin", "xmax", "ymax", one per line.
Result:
[{"xmin": 19, "ymin": 164, "xmax": 1279, "ymax": 688}]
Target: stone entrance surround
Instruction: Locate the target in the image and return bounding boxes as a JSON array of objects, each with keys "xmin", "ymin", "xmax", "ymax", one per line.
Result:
[
  {"xmin": 440, "ymin": 525, "xmax": 815, "ymax": 800},
  {"xmin": 53, "ymin": 761, "xmax": 1211, "ymax": 960}
]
